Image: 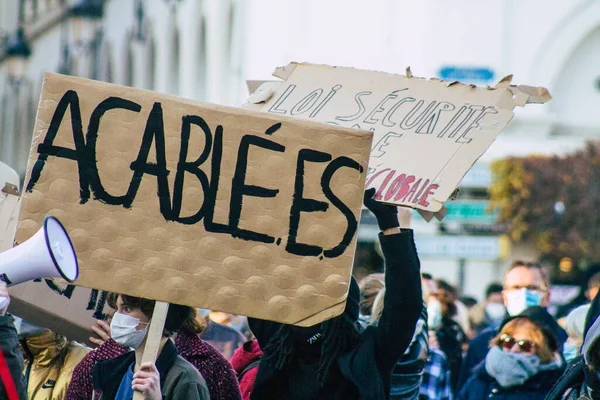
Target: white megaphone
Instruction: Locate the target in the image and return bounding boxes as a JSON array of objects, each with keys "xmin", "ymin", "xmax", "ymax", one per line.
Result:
[{"xmin": 0, "ymin": 215, "xmax": 79, "ymax": 289}]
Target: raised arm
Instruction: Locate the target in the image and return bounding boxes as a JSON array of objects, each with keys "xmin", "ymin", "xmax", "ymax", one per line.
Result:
[{"xmin": 363, "ymin": 189, "xmax": 422, "ymax": 371}]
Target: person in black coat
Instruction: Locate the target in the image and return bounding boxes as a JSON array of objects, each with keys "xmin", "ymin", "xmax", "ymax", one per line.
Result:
[
  {"xmin": 247, "ymin": 189, "xmax": 423, "ymax": 400},
  {"xmin": 458, "ymin": 306, "xmax": 566, "ymax": 400}
]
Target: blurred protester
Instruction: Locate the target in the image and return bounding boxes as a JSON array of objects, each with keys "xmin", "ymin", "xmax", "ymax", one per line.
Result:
[
  {"xmin": 201, "ymin": 318, "xmax": 247, "ymax": 360},
  {"xmin": 247, "ymin": 189, "xmax": 422, "ymax": 399},
  {"xmin": 563, "ymin": 304, "xmax": 590, "ymax": 362},
  {"xmin": 556, "ymin": 264, "xmax": 600, "ymax": 319},
  {"xmin": 457, "ymin": 261, "xmax": 567, "ymax": 392},
  {"xmin": 0, "ymin": 282, "xmax": 27, "ymax": 400},
  {"xmin": 420, "ymin": 346, "xmax": 453, "ymax": 400},
  {"xmin": 460, "ymin": 296, "xmax": 478, "ymax": 310},
  {"xmin": 371, "ymin": 287, "xmax": 427, "ymax": 399},
  {"xmin": 91, "ymin": 294, "xmax": 209, "ymax": 399},
  {"xmin": 209, "ymin": 312, "xmax": 249, "ymax": 337},
  {"xmin": 230, "ymin": 340, "xmax": 262, "ymax": 400},
  {"xmin": 437, "ymin": 280, "xmax": 471, "ymax": 338},
  {"xmin": 458, "ymin": 306, "xmax": 565, "ymax": 400},
  {"xmin": 359, "ymin": 273, "xmax": 385, "ymax": 327},
  {"xmin": 66, "ymin": 294, "xmax": 241, "ymax": 400},
  {"xmin": 469, "ymin": 283, "xmax": 506, "ymax": 335},
  {"xmin": 20, "ymin": 321, "xmax": 90, "ymax": 399},
  {"xmin": 546, "ymin": 290, "xmax": 600, "ymax": 399},
  {"xmin": 435, "ymin": 279, "xmax": 468, "ymax": 392}
]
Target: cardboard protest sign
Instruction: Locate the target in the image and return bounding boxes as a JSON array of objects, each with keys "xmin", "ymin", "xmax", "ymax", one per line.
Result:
[
  {"xmin": 246, "ymin": 63, "xmax": 551, "ymax": 212},
  {"xmin": 9, "ymin": 282, "xmax": 109, "ymax": 346},
  {"xmin": 16, "ymin": 73, "xmax": 373, "ymax": 326}
]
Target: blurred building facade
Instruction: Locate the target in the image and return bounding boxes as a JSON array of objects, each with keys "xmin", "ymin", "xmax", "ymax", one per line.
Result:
[
  {"xmin": 240, "ymin": 0, "xmax": 600, "ymax": 300},
  {"xmin": 1, "ymin": 0, "xmax": 599, "ymax": 301},
  {"xmin": 0, "ymin": 0, "xmax": 246, "ymax": 178}
]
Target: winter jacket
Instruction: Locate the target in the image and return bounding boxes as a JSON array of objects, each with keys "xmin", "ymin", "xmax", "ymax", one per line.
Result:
[
  {"xmin": 92, "ymin": 338, "xmax": 210, "ymax": 400},
  {"xmin": 457, "ymin": 360, "xmax": 564, "ymax": 400},
  {"xmin": 436, "ymin": 317, "xmax": 467, "ymax": 392},
  {"xmin": 546, "ymin": 289, "xmax": 600, "ymax": 400},
  {"xmin": 230, "ymin": 340, "xmax": 263, "ymax": 400},
  {"xmin": 248, "ymin": 230, "xmax": 423, "ymax": 400},
  {"xmin": 22, "ymin": 330, "xmax": 90, "ymax": 400},
  {"xmin": 0, "ymin": 315, "xmax": 27, "ymax": 400},
  {"xmin": 66, "ymin": 329, "xmax": 241, "ymax": 400},
  {"xmin": 390, "ymin": 308, "xmax": 428, "ymax": 399},
  {"xmin": 456, "ymin": 325, "xmax": 496, "ymax": 392}
]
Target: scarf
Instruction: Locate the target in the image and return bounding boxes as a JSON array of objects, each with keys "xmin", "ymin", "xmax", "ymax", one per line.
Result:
[{"xmin": 485, "ymin": 346, "xmax": 541, "ymax": 388}]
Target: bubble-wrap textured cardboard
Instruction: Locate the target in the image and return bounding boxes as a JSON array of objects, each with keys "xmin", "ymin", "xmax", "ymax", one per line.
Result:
[{"xmin": 17, "ymin": 73, "xmax": 373, "ymax": 326}]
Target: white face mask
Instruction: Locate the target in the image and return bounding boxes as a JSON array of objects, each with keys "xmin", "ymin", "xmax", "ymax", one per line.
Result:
[
  {"xmin": 504, "ymin": 288, "xmax": 544, "ymax": 316},
  {"xmin": 427, "ymin": 299, "xmax": 442, "ymax": 330},
  {"xmin": 110, "ymin": 312, "xmax": 149, "ymax": 349},
  {"xmin": 485, "ymin": 303, "xmax": 507, "ymax": 322}
]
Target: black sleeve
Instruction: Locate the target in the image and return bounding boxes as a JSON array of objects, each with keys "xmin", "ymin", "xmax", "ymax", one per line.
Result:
[
  {"xmin": 0, "ymin": 315, "xmax": 28, "ymax": 400},
  {"xmin": 374, "ymin": 229, "xmax": 423, "ymax": 372}
]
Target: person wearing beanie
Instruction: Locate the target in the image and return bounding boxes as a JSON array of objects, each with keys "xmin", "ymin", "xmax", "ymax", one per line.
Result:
[
  {"xmin": 247, "ymin": 189, "xmax": 423, "ymax": 400},
  {"xmin": 91, "ymin": 294, "xmax": 210, "ymax": 399},
  {"xmin": 458, "ymin": 306, "xmax": 566, "ymax": 400}
]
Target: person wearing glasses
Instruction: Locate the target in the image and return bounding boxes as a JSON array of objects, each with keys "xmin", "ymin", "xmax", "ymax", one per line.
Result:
[
  {"xmin": 457, "ymin": 306, "xmax": 566, "ymax": 400},
  {"xmin": 457, "ymin": 260, "xmax": 567, "ymax": 392}
]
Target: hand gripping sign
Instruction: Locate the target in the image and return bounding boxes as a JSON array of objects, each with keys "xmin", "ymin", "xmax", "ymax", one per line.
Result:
[
  {"xmin": 246, "ymin": 63, "xmax": 551, "ymax": 214},
  {"xmin": 16, "ymin": 73, "xmax": 373, "ymax": 326}
]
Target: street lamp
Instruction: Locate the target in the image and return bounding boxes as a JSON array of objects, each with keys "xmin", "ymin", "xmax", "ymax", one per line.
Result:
[
  {"xmin": 70, "ymin": 0, "xmax": 103, "ymax": 52},
  {"xmin": 69, "ymin": 0, "xmax": 104, "ymax": 79},
  {"xmin": 5, "ymin": 27, "xmax": 31, "ymax": 85}
]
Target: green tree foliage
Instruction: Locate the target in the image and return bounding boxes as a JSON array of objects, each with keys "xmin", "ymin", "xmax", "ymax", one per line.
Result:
[{"xmin": 489, "ymin": 142, "xmax": 600, "ymax": 262}]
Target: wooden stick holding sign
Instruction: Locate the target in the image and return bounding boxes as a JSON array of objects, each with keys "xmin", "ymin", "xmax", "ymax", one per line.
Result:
[
  {"xmin": 0, "ymin": 184, "xmax": 21, "ymax": 252},
  {"xmin": 132, "ymin": 301, "xmax": 169, "ymax": 400}
]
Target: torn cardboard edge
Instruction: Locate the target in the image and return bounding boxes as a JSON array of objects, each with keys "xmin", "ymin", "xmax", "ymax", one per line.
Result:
[{"xmin": 271, "ymin": 62, "xmax": 551, "ymax": 111}]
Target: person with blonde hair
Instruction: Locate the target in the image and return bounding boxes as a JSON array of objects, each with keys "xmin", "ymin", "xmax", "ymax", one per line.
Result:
[
  {"xmin": 359, "ymin": 273, "xmax": 385, "ymax": 327},
  {"xmin": 458, "ymin": 306, "xmax": 565, "ymax": 400}
]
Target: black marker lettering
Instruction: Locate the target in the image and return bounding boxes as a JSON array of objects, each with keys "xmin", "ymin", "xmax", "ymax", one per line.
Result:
[
  {"xmin": 322, "ymin": 156, "xmax": 363, "ymax": 258},
  {"xmin": 286, "ymin": 149, "xmax": 331, "ymax": 256},
  {"xmin": 229, "ymin": 135, "xmax": 285, "ymax": 242},
  {"xmin": 171, "ymin": 115, "xmax": 212, "ymax": 224}
]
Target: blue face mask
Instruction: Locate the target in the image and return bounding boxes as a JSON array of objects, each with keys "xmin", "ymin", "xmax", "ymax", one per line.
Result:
[
  {"xmin": 505, "ymin": 288, "xmax": 544, "ymax": 316},
  {"xmin": 563, "ymin": 342, "xmax": 579, "ymax": 362}
]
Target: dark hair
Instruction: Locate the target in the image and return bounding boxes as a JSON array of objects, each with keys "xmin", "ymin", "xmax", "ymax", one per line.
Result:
[
  {"xmin": 436, "ymin": 279, "xmax": 457, "ymax": 295},
  {"xmin": 421, "ymin": 273, "xmax": 433, "ymax": 280},
  {"xmin": 108, "ymin": 293, "xmax": 193, "ymax": 337},
  {"xmin": 180, "ymin": 308, "xmax": 206, "ymax": 335},
  {"xmin": 508, "ymin": 260, "xmax": 550, "ymax": 289},
  {"xmin": 485, "ymin": 283, "xmax": 504, "ymax": 298},
  {"xmin": 460, "ymin": 296, "xmax": 477, "ymax": 308}
]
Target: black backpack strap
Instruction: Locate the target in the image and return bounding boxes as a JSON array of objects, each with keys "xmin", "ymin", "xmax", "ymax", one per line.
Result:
[{"xmin": 238, "ymin": 359, "xmax": 261, "ymax": 382}]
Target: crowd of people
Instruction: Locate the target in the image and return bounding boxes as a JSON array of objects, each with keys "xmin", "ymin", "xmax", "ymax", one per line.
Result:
[{"xmin": 2, "ymin": 190, "xmax": 600, "ymax": 399}]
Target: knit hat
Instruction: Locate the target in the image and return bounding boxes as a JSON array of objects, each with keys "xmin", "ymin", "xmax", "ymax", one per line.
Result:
[
  {"xmin": 500, "ymin": 306, "xmax": 567, "ymax": 352},
  {"xmin": 344, "ymin": 277, "xmax": 360, "ymax": 323}
]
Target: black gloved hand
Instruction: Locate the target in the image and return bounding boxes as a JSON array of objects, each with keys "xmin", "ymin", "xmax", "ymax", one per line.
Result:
[{"xmin": 363, "ymin": 188, "xmax": 399, "ymax": 231}]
